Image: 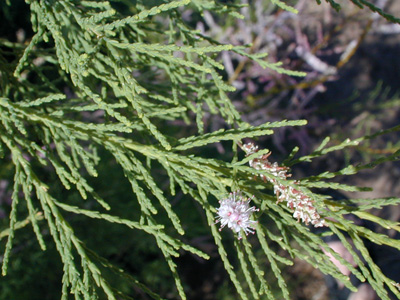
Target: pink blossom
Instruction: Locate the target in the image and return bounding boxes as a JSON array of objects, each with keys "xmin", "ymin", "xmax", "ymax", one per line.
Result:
[{"xmin": 216, "ymin": 191, "xmax": 259, "ymax": 239}]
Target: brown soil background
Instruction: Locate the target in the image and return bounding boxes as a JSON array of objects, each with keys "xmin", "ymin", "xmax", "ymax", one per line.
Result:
[{"xmin": 286, "ymin": 1, "xmax": 400, "ymax": 299}]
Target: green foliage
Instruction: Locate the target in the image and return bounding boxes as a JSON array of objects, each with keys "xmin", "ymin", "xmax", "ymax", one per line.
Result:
[{"xmin": 1, "ymin": 0, "xmax": 400, "ymax": 300}]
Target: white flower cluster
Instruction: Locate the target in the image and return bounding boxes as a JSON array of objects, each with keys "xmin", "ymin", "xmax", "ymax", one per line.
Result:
[
  {"xmin": 216, "ymin": 191, "xmax": 259, "ymax": 239},
  {"xmin": 242, "ymin": 142, "xmax": 327, "ymax": 227}
]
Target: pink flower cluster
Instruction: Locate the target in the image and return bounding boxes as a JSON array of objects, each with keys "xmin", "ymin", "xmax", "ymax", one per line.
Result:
[
  {"xmin": 242, "ymin": 142, "xmax": 327, "ymax": 227},
  {"xmin": 216, "ymin": 191, "xmax": 259, "ymax": 239}
]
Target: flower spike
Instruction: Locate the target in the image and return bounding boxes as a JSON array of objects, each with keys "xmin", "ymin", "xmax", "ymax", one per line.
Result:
[{"xmin": 242, "ymin": 142, "xmax": 327, "ymax": 227}]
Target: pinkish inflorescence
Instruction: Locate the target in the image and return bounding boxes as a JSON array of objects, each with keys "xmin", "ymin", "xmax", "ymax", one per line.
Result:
[
  {"xmin": 216, "ymin": 191, "xmax": 259, "ymax": 239},
  {"xmin": 242, "ymin": 142, "xmax": 327, "ymax": 227}
]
